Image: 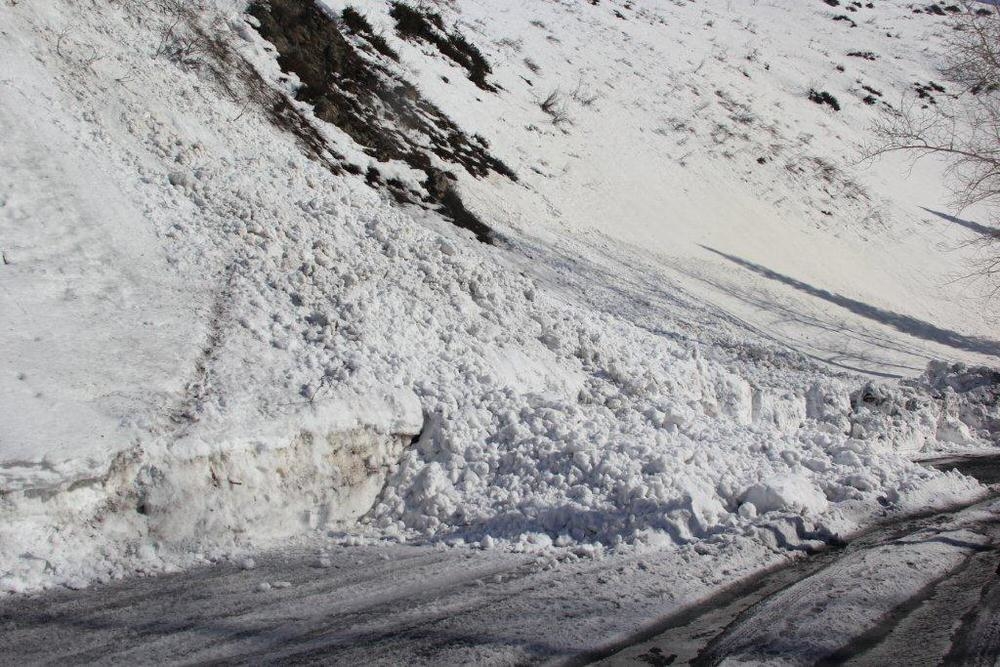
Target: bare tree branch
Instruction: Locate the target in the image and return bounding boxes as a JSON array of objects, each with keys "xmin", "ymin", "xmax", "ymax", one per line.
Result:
[{"xmin": 866, "ymin": 1, "xmax": 1000, "ymax": 289}]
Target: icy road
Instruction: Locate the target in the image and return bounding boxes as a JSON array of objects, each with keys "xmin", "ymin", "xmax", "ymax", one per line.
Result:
[{"xmin": 593, "ymin": 455, "xmax": 1000, "ymax": 666}]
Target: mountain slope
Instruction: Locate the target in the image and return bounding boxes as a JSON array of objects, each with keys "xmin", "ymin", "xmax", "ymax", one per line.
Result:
[{"xmin": 0, "ymin": 0, "xmax": 997, "ymax": 597}]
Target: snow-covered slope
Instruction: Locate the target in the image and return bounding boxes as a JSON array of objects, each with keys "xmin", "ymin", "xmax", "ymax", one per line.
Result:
[
  {"xmin": 354, "ymin": 0, "xmax": 1000, "ymax": 376},
  {"xmin": 0, "ymin": 0, "xmax": 998, "ymax": 595}
]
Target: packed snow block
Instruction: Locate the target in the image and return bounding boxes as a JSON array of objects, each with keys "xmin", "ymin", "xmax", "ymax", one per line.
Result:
[
  {"xmin": 806, "ymin": 382, "xmax": 852, "ymax": 433},
  {"xmin": 710, "ymin": 373, "xmax": 754, "ymax": 425},
  {"xmin": 918, "ymin": 361, "xmax": 1000, "ymax": 444},
  {"xmin": 140, "ymin": 391, "xmax": 424, "ymax": 549},
  {"xmin": 742, "ymin": 474, "xmax": 829, "ymax": 516},
  {"xmin": 751, "ymin": 388, "xmax": 808, "ymax": 432},
  {"xmin": 847, "ymin": 362, "xmax": 1000, "ymax": 452},
  {"xmin": 0, "ymin": 392, "xmax": 422, "ymax": 593},
  {"xmin": 849, "ymin": 381, "xmax": 938, "ymax": 450}
]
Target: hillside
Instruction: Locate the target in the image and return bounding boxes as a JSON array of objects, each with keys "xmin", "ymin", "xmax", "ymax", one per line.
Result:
[{"xmin": 1, "ymin": 0, "xmax": 998, "ymax": 626}]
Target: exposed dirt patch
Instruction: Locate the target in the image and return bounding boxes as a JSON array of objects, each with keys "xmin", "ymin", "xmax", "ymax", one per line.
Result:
[
  {"xmin": 389, "ymin": 2, "xmax": 495, "ymax": 91},
  {"xmin": 248, "ymin": 0, "xmax": 515, "ymax": 243},
  {"xmin": 341, "ymin": 6, "xmax": 399, "ymax": 61},
  {"xmin": 809, "ymin": 89, "xmax": 841, "ymax": 111}
]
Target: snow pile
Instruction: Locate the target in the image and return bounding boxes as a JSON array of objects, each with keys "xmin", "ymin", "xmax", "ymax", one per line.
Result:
[
  {"xmin": 849, "ymin": 362, "xmax": 1000, "ymax": 452},
  {"xmin": 0, "ymin": 0, "xmax": 998, "ymax": 595},
  {"xmin": 368, "ymin": 347, "xmax": 990, "ymax": 551},
  {"xmin": 743, "ymin": 475, "xmax": 829, "ymax": 517}
]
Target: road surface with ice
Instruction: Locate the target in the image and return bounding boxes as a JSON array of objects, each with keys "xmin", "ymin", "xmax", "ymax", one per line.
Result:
[
  {"xmin": 0, "ymin": 535, "xmax": 777, "ymax": 665},
  {"xmin": 2, "ymin": 457, "xmax": 997, "ymax": 666},
  {"xmin": 594, "ymin": 455, "xmax": 1000, "ymax": 666}
]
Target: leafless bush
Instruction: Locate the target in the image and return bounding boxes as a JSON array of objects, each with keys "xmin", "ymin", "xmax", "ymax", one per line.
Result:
[
  {"xmin": 540, "ymin": 88, "xmax": 570, "ymax": 125},
  {"xmin": 114, "ymin": 0, "xmax": 341, "ymax": 167},
  {"xmin": 496, "ymin": 37, "xmax": 523, "ymax": 53},
  {"xmin": 53, "ymin": 25, "xmax": 105, "ymax": 68},
  {"xmin": 570, "ymin": 78, "xmax": 599, "ymax": 107},
  {"xmin": 152, "ymin": 2, "xmax": 229, "ymax": 70},
  {"xmin": 866, "ymin": 1, "xmax": 1000, "ymax": 285},
  {"xmin": 140, "ymin": 0, "xmax": 281, "ymax": 119}
]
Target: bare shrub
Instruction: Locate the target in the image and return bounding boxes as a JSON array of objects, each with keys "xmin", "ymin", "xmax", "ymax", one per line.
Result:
[
  {"xmin": 540, "ymin": 89, "xmax": 570, "ymax": 125},
  {"xmin": 866, "ymin": 1, "xmax": 1000, "ymax": 285},
  {"xmin": 570, "ymin": 78, "xmax": 599, "ymax": 107},
  {"xmin": 120, "ymin": 0, "xmax": 345, "ymax": 169}
]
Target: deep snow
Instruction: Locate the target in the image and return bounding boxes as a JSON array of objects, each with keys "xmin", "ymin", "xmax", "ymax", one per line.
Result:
[{"xmin": 0, "ymin": 0, "xmax": 998, "ymax": 603}]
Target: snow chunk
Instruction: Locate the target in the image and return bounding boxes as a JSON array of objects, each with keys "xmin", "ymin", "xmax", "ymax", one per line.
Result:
[{"xmin": 743, "ymin": 475, "xmax": 829, "ymax": 516}]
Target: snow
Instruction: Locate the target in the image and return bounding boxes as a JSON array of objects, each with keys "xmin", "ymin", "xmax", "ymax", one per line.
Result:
[
  {"xmin": 0, "ymin": 0, "xmax": 998, "ymax": 603},
  {"xmin": 361, "ymin": 0, "xmax": 1000, "ymax": 375},
  {"xmin": 707, "ymin": 498, "xmax": 999, "ymax": 666},
  {"xmin": 742, "ymin": 475, "xmax": 829, "ymax": 516},
  {"xmin": 0, "ymin": 35, "xmax": 203, "ymax": 487}
]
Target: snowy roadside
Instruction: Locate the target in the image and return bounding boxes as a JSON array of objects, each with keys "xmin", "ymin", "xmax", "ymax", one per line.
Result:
[
  {"xmin": 679, "ymin": 495, "xmax": 1000, "ymax": 666},
  {"xmin": 594, "ymin": 470, "xmax": 1000, "ymax": 666},
  {"xmin": 0, "ymin": 474, "xmax": 996, "ymax": 665}
]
